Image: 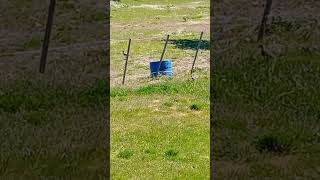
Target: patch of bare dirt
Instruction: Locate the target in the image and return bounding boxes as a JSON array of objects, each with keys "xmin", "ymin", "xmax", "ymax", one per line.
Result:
[
  {"xmin": 111, "ymin": 54, "xmax": 209, "ymax": 87},
  {"xmin": 112, "ymin": 19, "xmax": 209, "ymax": 35},
  {"xmin": 112, "ymin": 1, "xmax": 206, "ymax": 10}
]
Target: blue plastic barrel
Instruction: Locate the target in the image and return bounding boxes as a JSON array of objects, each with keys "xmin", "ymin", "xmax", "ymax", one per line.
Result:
[{"xmin": 150, "ymin": 59, "xmax": 173, "ymax": 77}]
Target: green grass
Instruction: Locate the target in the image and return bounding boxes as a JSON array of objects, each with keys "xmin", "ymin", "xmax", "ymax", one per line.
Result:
[
  {"xmin": 0, "ymin": 80, "xmax": 107, "ymax": 113},
  {"xmin": 111, "ymin": 7, "xmax": 208, "ymax": 23},
  {"xmin": 110, "ymin": 0, "xmax": 210, "ymax": 178},
  {"xmin": 111, "ymin": 76, "xmax": 210, "ymax": 179},
  {"xmin": 112, "ymin": 0, "xmax": 208, "ymax": 7},
  {"xmin": 21, "ymin": 36, "xmax": 42, "ymax": 49},
  {"xmin": 0, "ymin": 80, "xmax": 108, "ymax": 178},
  {"xmin": 212, "ymin": 45, "xmax": 320, "ymax": 178}
]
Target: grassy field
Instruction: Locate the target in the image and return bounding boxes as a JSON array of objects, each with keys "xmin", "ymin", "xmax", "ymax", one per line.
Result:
[
  {"xmin": 3, "ymin": 0, "xmax": 318, "ymax": 179},
  {"xmin": 213, "ymin": 52, "xmax": 320, "ymax": 179},
  {"xmin": 110, "ymin": 0, "xmax": 210, "ymax": 179},
  {"xmin": 0, "ymin": 1, "xmax": 108, "ymax": 178},
  {"xmin": 212, "ymin": 1, "xmax": 320, "ymax": 179}
]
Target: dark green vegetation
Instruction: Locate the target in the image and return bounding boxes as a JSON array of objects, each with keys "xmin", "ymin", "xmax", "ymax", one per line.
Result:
[
  {"xmin": 212, "ymin": 1, "xmax": 320, "ymax": 178},
  {"xmin": 0, "ymin": 80, "xmax": 108, "ymax": 178},
  {"xmin": 213, "ymin": 51, "xmax": 320, "ymax": 178},
  {"xmin": 213, "ymin": 51, "xmax": 320, "ymax": 179},
  {"xmin": 0, "ymin": 80, "xmax": 107, "ymax": 114}
]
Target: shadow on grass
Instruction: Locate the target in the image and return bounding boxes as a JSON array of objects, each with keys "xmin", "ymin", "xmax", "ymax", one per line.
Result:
[{"xmin": 165, "ymin": 39, "xmax": 210, "ymax": 50}]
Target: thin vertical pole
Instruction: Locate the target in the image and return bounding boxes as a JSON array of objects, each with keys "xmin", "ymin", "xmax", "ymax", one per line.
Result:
[
  {"xmin": 156, "ymin": 34, "xmax": 170, "ymax": 77},
  {"xmin": 122, "ymin": 38, "xmax": 131, "ymax": 85},
  {"xmin": 40, "ymin": 0, "xmax": 56, "ymax": 73},
  {"xmin": 191, "ymin": 31, "xmax": 204, "ymax": 75},
  {"xmin": 257, "ymin": 0, "xmax": 273, "ymax": 42}
]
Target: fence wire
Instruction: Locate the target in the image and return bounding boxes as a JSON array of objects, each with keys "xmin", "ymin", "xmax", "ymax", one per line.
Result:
[{"xmin": 0, "ymin": 36, "xmax": 185, "ymax": 58}]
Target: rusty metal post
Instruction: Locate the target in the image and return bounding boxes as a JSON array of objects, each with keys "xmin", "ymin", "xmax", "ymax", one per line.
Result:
[
  {"xmin": 191, "ymin": 31, "xmax": 204, "ymax": 76},
  {"xmin": 122, "ymin": 38, "xmax": 131, "ymax": 85},
  {"xmin": 40, "ymin": 0, "xmax": 56, "ymax": 73},
  {"xmin": 257, "ymin": 0, "xmax": 273, "ymax": 42},
  {"xmin": 156, "ymin": 34, "xmax": 170, "ymax": 77}
]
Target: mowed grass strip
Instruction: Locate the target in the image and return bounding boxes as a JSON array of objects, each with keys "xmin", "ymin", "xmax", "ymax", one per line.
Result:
[{"xmin": 111, "ymin": 76, "xmax": 210, "ymax": 179}]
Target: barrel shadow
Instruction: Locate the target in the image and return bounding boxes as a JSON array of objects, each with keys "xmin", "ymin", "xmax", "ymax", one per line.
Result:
[{"xmin": 165, "ymin": 39, "xmax": 210, "ymax": 50}]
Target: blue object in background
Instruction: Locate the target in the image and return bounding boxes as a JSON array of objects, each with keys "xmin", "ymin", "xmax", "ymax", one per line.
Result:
[{"xmin": 149, "ymin": 59, "xmax": 173, "ymax": 77}]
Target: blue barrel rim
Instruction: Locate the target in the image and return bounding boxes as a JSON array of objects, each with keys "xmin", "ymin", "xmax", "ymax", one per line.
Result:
[{"xmin": 149, "ymin": 59, "xmax": 172, "ymax": 63}]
